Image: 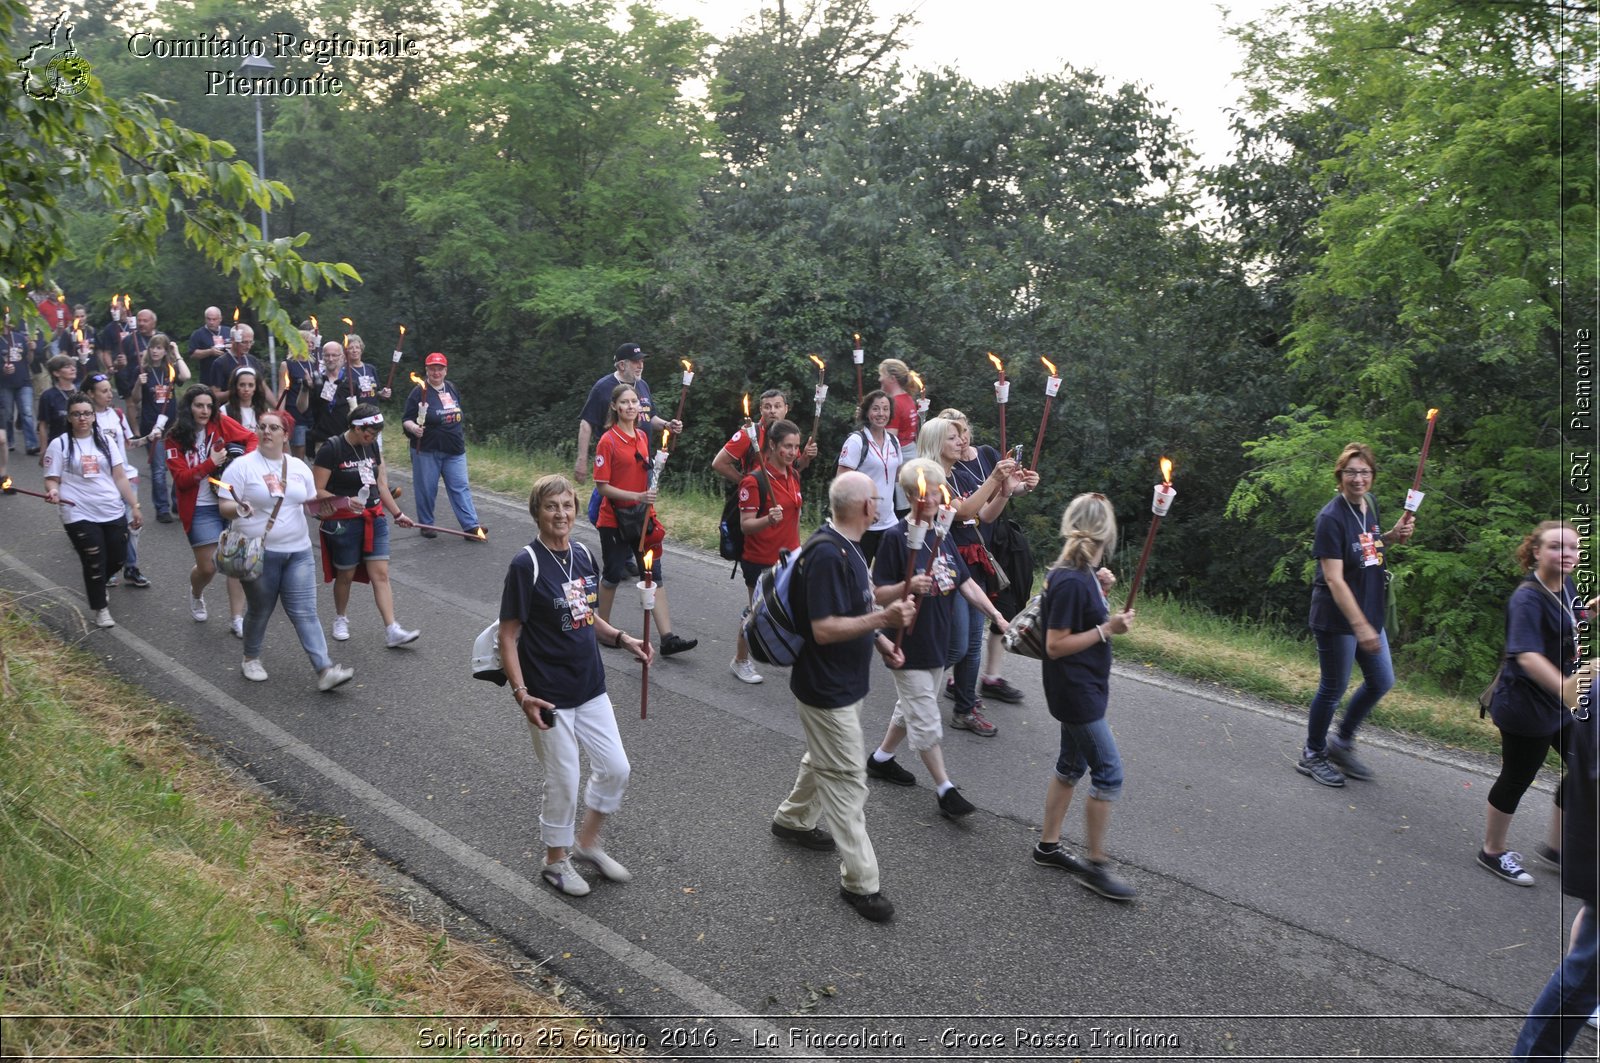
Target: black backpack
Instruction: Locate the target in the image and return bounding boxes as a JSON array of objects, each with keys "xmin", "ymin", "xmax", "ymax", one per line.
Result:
[{"xmin": 718, "ymin": 465, "xmax": 771, "ymax": 569}]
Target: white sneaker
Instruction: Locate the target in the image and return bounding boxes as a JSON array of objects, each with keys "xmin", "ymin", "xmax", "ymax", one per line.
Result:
[
  {"xmin": 385, "ymin": 622, "xmax": 420, "ymax": 648},
  {"xmin": 332, "ymin": 615, "xmax": 350, "ymax": 641},
  {"xmin": 541, "ymin": 857, "xmax": 590, "ymax": 896},
  {"xmin": 240, "ymin": 659, "xmax": 268, "ymax": 682},
  {"xmin": 230, "ymin": 614, "xmax": 244, "ymax": 639},
  {"xmin": 730, "ymin": 657, "xmax": 763, "ymax": 684},
  {"xmin": 94, "ymin": 608, "xmax": 115, "ymax": 628},
  {"xmin": 317, "ymin": 664, "xmax": 354, "ymax": 691},
  {"xmin": 190, "ymin": 596, "xmax": 207, "ymax": 622},
  {"xmin": 573, "ymin": 844, "xmax": 633, "ymax": 882}
]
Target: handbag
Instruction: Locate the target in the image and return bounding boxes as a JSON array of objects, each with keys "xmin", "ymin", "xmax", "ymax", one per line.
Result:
[
  {"xmin": 1001, "ymin": 591, "xmax": 1047, "ymax": 660},
  {"xmin": 216, "ymin": 459, "xmax": 287, "ymax": 582},
  {"xmin": 1478, "ymin": 660, "xmax": 1506, "ymax": 720}
]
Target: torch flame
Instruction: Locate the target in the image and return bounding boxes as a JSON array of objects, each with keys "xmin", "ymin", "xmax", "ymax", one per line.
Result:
[
  {"xmin": 988, "ymin": 352, "xmax": 1005, "ymax": 374},
  {"xmin": 1040, "ymin": 356, "xmax": 1058, "ymax": 377},
  {"xmin": 643, "ymin": 549, "xmax": 654, "ymax": 569},
  {"xmin": 916, "ymin": 467, "xmax": 927, "ymax": 500},
  {"xmin": 167, "ymin": 362, "xmax": 176, "ymax": 384},
  {"xmin": 475, "ymin": 527, "xmax": 487, "ymax": 542},
  {"xmin": 853, "ymin": 332, "xmax": 861, "ymax": 346},
  {"xmin": 908, "ymin": 370, "xmax": 925, "ymax": 393},
  {"xmin": 680, "ymin": 358, "xmax": 692, "ymax": 372},
  {"xmin": 280, "ymin": 362, "xmax": 290, "ymax": 390},
  {"xmin": 661, "ymin": 429, "xmax": 671, "ymax": 450},
  {"xmin": 309, "ymin": 315, "xmax": 318, "ymax": 333},
  {"xmin": 1426, "ymin": 407, "xmax": 1439, "ymax": 420},
  {"xmin": 341, "ymin": 317, "xmax": 354, "ymax": 330},
  {"xmin": 408, "ymin": 371, "xmax": 426, "ymax": 388},
  {"xmin": 398, "ymin": 325, "xmax": 406, "ymax": 338},
  {"xmin": 808, "ymin": 354, "xmax": 825, "ymax": 372},
  {"xmin": 939, "ymin": 484, "xmax": 951, "ymax": 504},
  {"xmin": 741, "ymin": 393, "xmax": 750, "ymax": 418},
  {"xmin": 233, "ymin": 307, "xmax": 240, "ymax": 323},
  {"xmin": 206, "ymin": 477, "xmax": 230, "ymax": 493},
  {"xmin": 1160, "ymin": 456, "xmax": 1173, "ymax": 485},
  {"xmin": 1, "ymin": 477, "xmax": 12, "ymax": 491}
]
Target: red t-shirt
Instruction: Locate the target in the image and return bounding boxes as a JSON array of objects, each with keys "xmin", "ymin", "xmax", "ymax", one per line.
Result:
[
  {"xmin": 719, "ymin": 423, "xmax": 765, "ymax": 473},
  {"xmin": 592, "ymin": 425, "xmax": 649, "ymax": 529},
  {"xmin": 35, "ymin": 295, "xmax": 70, "ymax": 332},
  {"xmin": 888, "ymin": 392, "xmax": 919, "ymax": 447},
  {"xmin": 738, "ymin": 462, "xmax": 802, "ymax": 565}
]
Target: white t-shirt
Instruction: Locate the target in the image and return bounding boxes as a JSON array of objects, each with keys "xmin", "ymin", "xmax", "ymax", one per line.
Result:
[
  {"xmin": 837, "ymin": 428, "xmax": 901, "ymax": 531},
  {"xmin": 220, "ymin": 450, "xmax": 317, "ymax": 552},
  {"xmin": 222, "ymin": 404, "xmax": 258, "ymax": 431},
  {"xmin": 42, "ymin": 431, "xmax": 128, "ymax": 525},
  {"xmin": 94, "ymin": 407, "xmax": 139, "ymax": 481}
]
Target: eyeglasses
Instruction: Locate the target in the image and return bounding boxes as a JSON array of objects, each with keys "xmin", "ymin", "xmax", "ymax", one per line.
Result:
[
  {"xmin": 1341, "ymin": 468, "xmax": 1374, "ymax": 479},
  {"xmin": 68, "ymin": 410, "xmax": 95, "ymax": 418}
]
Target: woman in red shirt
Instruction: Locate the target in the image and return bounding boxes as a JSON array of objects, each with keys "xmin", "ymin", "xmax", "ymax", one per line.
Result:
[
  {"xmin": 592, "ymin": 384, "xmax": 696, "ymax": 657},
  {"xmin": 878, "ymin": 358, "xmax": 920, "ymax": 449},
  {"xmin": 729, "ymin": 419, "xmax": 803, "ymax": 685}
]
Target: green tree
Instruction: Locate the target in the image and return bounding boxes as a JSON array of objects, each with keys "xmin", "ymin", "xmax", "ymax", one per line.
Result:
[
  {"xmin": 1, "ymin": 0, "xmax": 357, "ymax": 351},
  {"xmin": 1221, "ymin": 0, "xmax": 1596, "ymax": 686}
]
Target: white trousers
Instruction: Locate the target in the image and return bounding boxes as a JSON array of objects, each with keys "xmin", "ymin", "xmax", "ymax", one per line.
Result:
[{"xmin": 526, "ymin": 691, "xmax": 630, "ymax": 848}]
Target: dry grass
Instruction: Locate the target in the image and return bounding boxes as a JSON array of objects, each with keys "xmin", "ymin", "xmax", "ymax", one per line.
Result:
[{"xmin": 0, "ymin": 597, "xmax": 636, "ymax": 1059}]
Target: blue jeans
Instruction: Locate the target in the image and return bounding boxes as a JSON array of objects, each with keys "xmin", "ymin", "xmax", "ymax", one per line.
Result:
[
  {"xmin": 145, "ymin": 440, "xmax": 171, "ymax": 516},
  {"xmin": 1054, "ymin": 717, "xmax": 1124, "ymax": 801},
  {"xmin": 1, "ymin": 384, "xmax": 37, "ymax": 450},
  {"xmin": 242, "ymin": 549, "xmax": 333, "ymax": 672},
  {"xmin": 412, "ymin": 449, "xmax": 480, "ymax": 530},
  {"xmin": 1511, "ymin": 905, "xmax": 1598, "ymax": 1059},
  {"xmin": 1305, "ymin": 629, "xmax": 1394, "ymax": 755},
  {"xmin": 947, "ymin": 597, "xmax": 985, "ymax": 715}
]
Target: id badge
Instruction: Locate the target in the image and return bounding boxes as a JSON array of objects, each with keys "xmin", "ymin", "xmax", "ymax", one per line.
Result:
[
  {"xmin": 440, "ymin": 392, "xmax": 459, "ymax": 412},
  {"xmin": 320, "ymin": 380, "xmax": 338, "ymax": 402},
  {"xmin": 563, "ymin": 579, "xmax": 591, "ymax": 623},
  {"xmin": 80, "ymin": 453, "xmax": 101, "ymax": 477},
  {"xmin": 1357, "ymin": 532, "xmax": 1381, "ymax": 567},
  {"xmin": 263, "ymin": 472, "xmax": 284, "ymax": 498},
  {"xmin": 358, "ymin": 460, "xmax": 375, "ymax": 487},
  {"xmin": 932, "ymin": 552, "xmax": 957, "ymax": 594}
]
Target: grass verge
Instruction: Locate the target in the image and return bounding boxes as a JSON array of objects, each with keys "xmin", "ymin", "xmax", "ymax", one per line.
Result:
[
  {"xmin": 0, "ymin": 597, "xmax": 629, "ymax": 1059},
  {"xmin": 397, "ymin": 438, "xmax": 1489, "ymax": 755}
]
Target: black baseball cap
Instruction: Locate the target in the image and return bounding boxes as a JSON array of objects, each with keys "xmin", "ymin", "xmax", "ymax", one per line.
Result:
[{"xmin": 614, "ymin": 342, "xmax": 647, "ymax": 362}]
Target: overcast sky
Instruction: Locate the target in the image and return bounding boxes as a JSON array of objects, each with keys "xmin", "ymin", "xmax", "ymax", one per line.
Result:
[{"xmin": 658, "ymin": 0, "xmax": 1282, "ymax": 167}]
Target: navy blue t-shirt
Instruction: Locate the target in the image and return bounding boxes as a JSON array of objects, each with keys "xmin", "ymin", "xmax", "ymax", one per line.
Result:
[
  {"xmin": 499, "ymin": 541, "xmax": 606, "ymax": 709},
  {"xmin": 188, "ymin": 325, "xmax": 226, "ymax": 356},
  {"xmin": 790, "ymin": 525, "xmax": 878, "ymax": 709},
  {"xmin": 1041, "ymin": 565, "xmax": 1113, "ymax": 724},
  {"xmin": 951, "ymin": 445, "xmax": 1002, "ymax": 547},
  {"xmin": 342, "ymin": 362, "xmax": 381, "ymax": 402},
  {"xmin": 1491, "ymin": 575, "xmax": 1585, "ymax": 737},
  {"xmin": 1, "ymin": 327, "xmax": 29, "ymax": 388},
  {"xmin": 1308, "ymin": 494, "xmax": 1389, "ymax": 634},
  {"xmin": 580, "ymin": 372, "xmax": 656, "ymax": 433},
  {"xmin": 208, "ymin": 352, "xmax": 269, "ymax": 392},
  {"xmin": 872, "ymin": 519, "xmax": 970, "ymax": 671},
  {"xmin": 403, "ymin": 381, "xmax": 466, "ymax": 455}
]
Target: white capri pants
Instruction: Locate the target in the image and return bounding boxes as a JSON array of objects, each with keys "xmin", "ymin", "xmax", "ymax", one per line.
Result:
[
  {"xmin": 525, "ymin": 691, "xmax": 631, "ymax": 848},
  {"xmin": 888, "ymin": 666, "xmax": 944, "ymax": 752}
]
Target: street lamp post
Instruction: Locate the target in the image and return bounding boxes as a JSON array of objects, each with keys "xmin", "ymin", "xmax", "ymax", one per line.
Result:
[{"xmin": 237, "ymin": 54, "xmax": 276, "ymax": 379}]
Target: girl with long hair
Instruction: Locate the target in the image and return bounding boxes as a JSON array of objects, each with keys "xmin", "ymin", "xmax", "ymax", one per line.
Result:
[{"xmin": 164, "ymin": 382, "xmax": 256, "ymax": 631}]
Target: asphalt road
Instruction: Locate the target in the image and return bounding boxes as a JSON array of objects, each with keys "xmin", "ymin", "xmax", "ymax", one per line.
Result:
[{"xmin": 2, "ymin": 464, "xmax": 1592, "ymax": 1062}]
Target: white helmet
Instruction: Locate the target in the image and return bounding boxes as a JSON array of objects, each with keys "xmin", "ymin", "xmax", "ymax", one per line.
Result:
[{"xmin": 471, "ymin": 621, "xmax": 507, "ymax": 685}]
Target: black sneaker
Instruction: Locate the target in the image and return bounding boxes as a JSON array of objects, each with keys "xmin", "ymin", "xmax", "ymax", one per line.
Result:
[
  {"xmin": 1326, "ymin": 737, "xmax": 1373, "ymax": 780},
  {"xmin": 1033, "ymin": 842, "xmax": 1091, "ymax": 875},
  {"xmin": 26, "ymin": 447, "xmax": 40, "ymax": 456},
  {"xmin": 937, "ymin": 786, "xmax": 976, "ymax": 818},
  {"xmin": 1478, "ymin": 849, "xmax": 1534, "ymax": 886},
  {"xmin": 660, "ymin": 632, "xmax": 698, "ymax": 656},
  {"xmin": 1295, "ymin": 752, "xmax": 1346, "ymax": 787},
  {"xmin": 1537, "ymin": 844, "xmax": 1562, "ymax": 867},
  {"xmin": 419, "ymin": 528, "xmax": 438, "ymax": 538},
  {"xmin": 771, "ymin": 821, "xmax": 836, "ymax": 851},
  {"xmin": 839, "ymin": 887, "xmax": 894, "ymax": 922},
  {"xmin": 123, "ymin": 566, "xmax": 150, "ymax": 588},
  {"xmin": 980, "ymin": 676, "xmax": 1025, "ymax": 703},
  {"xmin": 155, "ymin": 511, "xmax": 173, "ymax": 524},
  {"xmin": 865, "ymin": 755, "xmax": 916, "ymax": 786},
  {"xmin": 624, "ymin": 557, "xmax": 639, "ymax": 578},
  {"xmin": 1077, "ymin": 859, "xmax": 1138, "ymax": 901},
  {"xmin": 944, "ymin": 676, "xmax": 956, "ymax": 701}
]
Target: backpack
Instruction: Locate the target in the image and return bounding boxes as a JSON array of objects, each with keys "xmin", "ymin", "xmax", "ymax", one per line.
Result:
[
  {"xmin": 846, "ymin": 426, "xmax": 900, "ymax": 471},
  {"xmin": 742, "ymin": 532, "xmax": 833, "ymax": 667},
  {"xmin": 718, "ymin": 465, "xmax": 770, "ymax": 566},
  {"xmin": 472, "ymin": 543, "xmax": 594, "ymax": 684},
  {"xmin": 988, "ymin": 516, "xmax": 1036, "ymax": 621}
]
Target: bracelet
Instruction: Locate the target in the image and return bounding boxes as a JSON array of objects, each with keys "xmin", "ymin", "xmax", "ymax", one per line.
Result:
[
  {"xmin": 613, "ymin": 630, "xmax": 625, "ymax": 649},
  {"xmin": 511, "ymin": 685, "xmax": 527, "ymax": 697},
  {"xmin": 1097, "ymin": 624, "xmax": 1109, "ymax": 644}
]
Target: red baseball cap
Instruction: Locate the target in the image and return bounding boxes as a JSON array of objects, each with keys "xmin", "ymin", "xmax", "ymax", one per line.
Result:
[{"xmin": 424, "ymin": 352, "xmax": 448, "ymax": 367}]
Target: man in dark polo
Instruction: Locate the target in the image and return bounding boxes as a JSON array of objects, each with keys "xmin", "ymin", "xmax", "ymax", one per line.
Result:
[{"xmin": 769, "ymin": 470, "xmax": 914, "ymax": 922}]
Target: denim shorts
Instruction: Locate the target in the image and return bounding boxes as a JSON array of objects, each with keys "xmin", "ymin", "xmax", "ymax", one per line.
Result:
[
  {"xmin": 290, "ymin": 421, "xmax": 307, "ymax": 448},
  {"xmin": 188, "ymin": 504, "xmax": 224, "ymax": 548},
  {"xmin": 598, "ymin": 525, "xmax": 662, "ymax": 587},
  {"xmin": 321, "ymin": 512, "xmax": 390, "ymax": 569},
  {"xmin": 1054, "ymin": 717, "xmax": 1124, "ymax": 801}
]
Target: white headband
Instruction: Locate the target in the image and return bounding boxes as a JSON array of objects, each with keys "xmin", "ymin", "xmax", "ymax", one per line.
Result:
[{"xmin": 351, "ymin": 412, "xmax": 384, "ymax": 428}]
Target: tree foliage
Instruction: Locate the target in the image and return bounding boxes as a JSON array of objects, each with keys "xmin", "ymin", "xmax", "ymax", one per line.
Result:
[{"xmin": 0, "ymin": 0, "xmax": 357, "ymax": 352}]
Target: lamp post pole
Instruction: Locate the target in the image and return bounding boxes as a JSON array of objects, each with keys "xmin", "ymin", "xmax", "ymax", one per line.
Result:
[{"xmin": 238, "ymin": 54, "xmax": 277, "ymax": 378}]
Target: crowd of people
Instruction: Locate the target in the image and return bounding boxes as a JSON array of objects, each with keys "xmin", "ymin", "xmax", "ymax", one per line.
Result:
[{"xmin": 5, "ymin": 311, "xmax": 1596, "ymax": 1057}]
